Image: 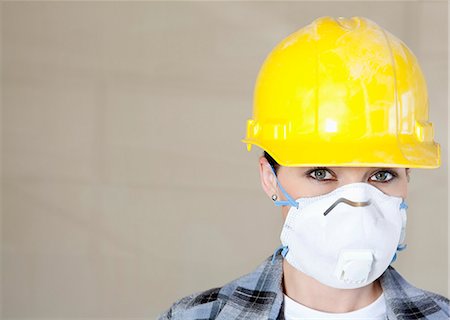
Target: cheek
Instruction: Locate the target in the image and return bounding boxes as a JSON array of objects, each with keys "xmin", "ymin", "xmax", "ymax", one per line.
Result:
[
  {"xmin": 281, "ymin": 176, "xmax": 335, "ymax": 199},
  {"xmin": 377, "ymin": 179, "xmax": 408, "ymax": 198},
  {"xmin": 397, "ymin": 182, "xmax": 408, "ymax": 199}
]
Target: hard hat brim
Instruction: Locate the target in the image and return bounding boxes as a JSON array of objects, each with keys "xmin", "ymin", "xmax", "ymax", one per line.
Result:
[{"xmin": 242, "ymin": 138, "xmax": 441, "ymax": 169}]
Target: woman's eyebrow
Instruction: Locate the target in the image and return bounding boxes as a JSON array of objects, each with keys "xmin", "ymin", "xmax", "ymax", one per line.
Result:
[{"xmin": 305, "ymin": 167, "xmax": 401, "ymax": 171}]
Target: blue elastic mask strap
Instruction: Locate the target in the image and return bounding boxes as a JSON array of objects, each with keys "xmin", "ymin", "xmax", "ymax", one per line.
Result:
[
  {"xmin": 400, "ymin": 201, "xmax": 408, "ymax": 210},
  {"xmin": 271, "ymin": 244, "xmax": 289, "ymax": 264},
  {"xmin": 268, "ymin": 164, "xmax": 299, "ymax": 209},
  {"xmin": 391, "ymin": 243, "xmax": 408, "ymax": 264},
  {"xmin": 391, "ymin": 200, "xmax": 408, "ymax": 264}
]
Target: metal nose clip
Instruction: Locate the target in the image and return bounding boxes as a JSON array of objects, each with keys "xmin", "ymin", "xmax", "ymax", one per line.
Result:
[{"xmin": 323, "ymin": 198, "xmax": 371, "ymax": 216}]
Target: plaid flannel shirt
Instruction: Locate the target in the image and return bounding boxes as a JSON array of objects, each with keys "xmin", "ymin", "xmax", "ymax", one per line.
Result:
[{"xmin": 158, "ymin": 250, "xmax": 449, "ymax": 319}]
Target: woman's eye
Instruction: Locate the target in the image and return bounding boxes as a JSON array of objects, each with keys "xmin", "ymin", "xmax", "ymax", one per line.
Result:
[
  {"xmin": 309, "ymin": 169, "xmax": 333, "ymax": 181},
  {"xmin": 370, "ymin": 171, "xmax": 395, "ymax": 182}
]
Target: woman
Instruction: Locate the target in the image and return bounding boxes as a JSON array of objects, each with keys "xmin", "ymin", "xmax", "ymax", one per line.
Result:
[{"xmin": 159, "ymin": 16, "xmax": 449, "ymax": 319}]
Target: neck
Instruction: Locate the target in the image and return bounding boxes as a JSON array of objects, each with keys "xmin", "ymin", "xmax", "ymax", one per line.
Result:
[{"xmin": 282, "ymin": 259, "xmax": 383, "ymax": 313}]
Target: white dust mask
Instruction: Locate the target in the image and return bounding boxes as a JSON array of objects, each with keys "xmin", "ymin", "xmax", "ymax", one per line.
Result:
[{"xmin": 268, "ymin": 165, "xmax": 408, "ymax": 289}]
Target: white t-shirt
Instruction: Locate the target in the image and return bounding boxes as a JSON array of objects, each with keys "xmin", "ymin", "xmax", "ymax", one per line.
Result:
[{"xmin": 283, "ymin": 292, "xmax": 386, "ymax": 320}]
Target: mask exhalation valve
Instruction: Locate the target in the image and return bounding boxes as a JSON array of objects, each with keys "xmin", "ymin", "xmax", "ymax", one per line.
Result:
[{"xmin": 335, "ymin": 250, "xmax": 374, "ymax": 284}]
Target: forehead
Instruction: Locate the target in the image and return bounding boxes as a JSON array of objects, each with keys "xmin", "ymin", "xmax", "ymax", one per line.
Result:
[{"xmin": 292, "ymin": 167, "xmax": 405, "ymax": 172}]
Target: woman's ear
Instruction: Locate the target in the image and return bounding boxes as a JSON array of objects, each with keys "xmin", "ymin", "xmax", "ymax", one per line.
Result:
[
  {"xmin": 406, "ymin": 168, "xmax": 411, "ymax": 183},
  {"xmin": 259, "ymin": 155, "xmax": 279, "ymax": 200}
]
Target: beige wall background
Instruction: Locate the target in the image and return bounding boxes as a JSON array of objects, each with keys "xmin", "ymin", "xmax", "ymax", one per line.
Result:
[{"xmin": 1, "ymin": 1, "xmax": 448, "ymax": 319}]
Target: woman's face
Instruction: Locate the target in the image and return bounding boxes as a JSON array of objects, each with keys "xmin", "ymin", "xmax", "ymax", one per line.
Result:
[{"xmin": 259, "ymin": 156, "xmax": 410, "ymax": 220}]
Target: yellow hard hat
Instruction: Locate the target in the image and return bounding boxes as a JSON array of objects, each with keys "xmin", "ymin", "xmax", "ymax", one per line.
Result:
[{"xmin": 242, "ymin": 16, "xmax": 440, "ymax": 168}]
